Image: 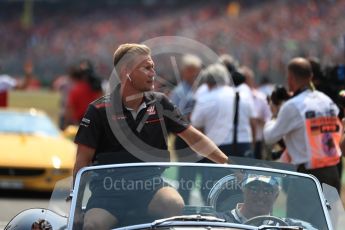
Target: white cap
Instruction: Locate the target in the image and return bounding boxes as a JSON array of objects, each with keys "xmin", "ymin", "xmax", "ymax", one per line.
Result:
[{"xmin": 242, "ymin": 174, "xmax": 280, "ymax": 188}]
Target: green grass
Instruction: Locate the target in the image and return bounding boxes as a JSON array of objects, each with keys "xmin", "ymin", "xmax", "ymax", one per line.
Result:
[{"xmin": 9, "ymin": 90, "xmax": 61, "ymax": 124}]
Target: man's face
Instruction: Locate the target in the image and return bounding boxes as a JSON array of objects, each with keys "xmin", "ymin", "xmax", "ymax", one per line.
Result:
[
  {"xmin": 243, "ymin": 181, "xmax": 279, "ymax": 216},
  {"xmin": 127, "ymin": 55, "xmax": 155, "ymax": 92},
  {"xmin": 182, "ymin": 65, "xmax": 201, "ymax": 84}
]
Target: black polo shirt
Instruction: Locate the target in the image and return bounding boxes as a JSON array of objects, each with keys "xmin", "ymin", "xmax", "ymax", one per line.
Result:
[{"xmin": 74, "ymin": 88, "xmax": 190, "ymax": 164}]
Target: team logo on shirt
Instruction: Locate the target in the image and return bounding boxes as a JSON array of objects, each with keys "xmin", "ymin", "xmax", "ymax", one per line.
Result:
[
  {"xmin": 147, "ymin": 105, "xmax": 156, "ymax": 115},
  {"xmin": 80, "ymin": 118, "xmax": 90, "ymax": 127}
]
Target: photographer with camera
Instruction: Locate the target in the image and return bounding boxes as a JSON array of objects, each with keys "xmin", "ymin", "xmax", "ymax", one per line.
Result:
[
  {"xmin": 309, "ymin": 57, "xmax": 345, "ymax": 188},
  {"xmin": 264, "ymin": 57, "xmax": 342, "ymax": 192}
]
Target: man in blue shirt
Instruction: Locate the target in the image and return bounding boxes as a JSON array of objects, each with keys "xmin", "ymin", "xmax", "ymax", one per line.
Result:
[
  {"xmin": 170, "ymin": 54, "xmax": 203, "ymax": 162},
  {"xmin": 170, "ymin": 54, "xmax": 203, "ymax": 203}
]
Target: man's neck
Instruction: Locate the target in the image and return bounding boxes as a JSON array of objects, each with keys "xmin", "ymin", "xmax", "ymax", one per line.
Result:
[
  {"xmin": 293, "ymin": 82, "xmax": 311, "ymax": 96},
  {"xmin": 292, "ymin": 80, "xmax": 311, "ymax": 94},
  {"xmin": 240, "ymin": 204, "xmax": 260, "ymax": 220},
  {"xmin": 121, "ymin": 84, "xmax": 144, "ymax": 111}
]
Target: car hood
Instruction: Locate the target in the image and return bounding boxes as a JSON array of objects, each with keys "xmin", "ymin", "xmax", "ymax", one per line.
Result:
[{"xmin": 0, "ymin": 134, "xmax": 76, "ymax": 168}]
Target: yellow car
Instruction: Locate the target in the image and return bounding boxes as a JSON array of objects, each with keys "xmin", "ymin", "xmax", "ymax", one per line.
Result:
[{"xmin": 0, "ymin": 108, "xmax": 76, "ymax": 191}]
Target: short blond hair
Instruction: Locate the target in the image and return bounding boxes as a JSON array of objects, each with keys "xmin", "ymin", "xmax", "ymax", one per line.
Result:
[{"xmin": 113, "ymin": 43, "xmax": 151, "ymax": 69}]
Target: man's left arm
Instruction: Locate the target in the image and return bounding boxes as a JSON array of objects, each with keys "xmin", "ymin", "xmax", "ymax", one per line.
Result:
[
  {"xmin": 178, "ymin": 126, "xmax": 229, "ymax": 164},
  {"xmin": 264, "ymin": 102, "xmax": 301, "ymax": 145},
  {"xmin": 160, "ymin": 94, "xmax": 229, "ymax": 163}
]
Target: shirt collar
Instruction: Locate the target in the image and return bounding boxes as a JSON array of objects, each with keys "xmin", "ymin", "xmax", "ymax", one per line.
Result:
[
  {"xmin": 233, "ymin": 203, "xmax": 248, "ymax": 223},
  {"xmin": 142, "ymin": 91, "xmax": 157, "ymax": 106},
  {"xmin": 292, "ymin": 86, "xmax": 311, "ymax": 98},
  {"xmin": 125, "ymin": 101, "xmax": 147, "ymax": 112},
  {"xmin": 111, "ymin": 85, "xmax": 156, "ymax": 112}
]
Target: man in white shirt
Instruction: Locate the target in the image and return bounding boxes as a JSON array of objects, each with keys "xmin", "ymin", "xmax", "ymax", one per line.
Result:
[
  {"xmin": 263, "ymin": 57, "xmax": 342, "ymax": 224},
  {"xmin": 263, "ymin": 57, "xmax": 341, "ymax": 191},
  {"xmin": 191, "ymin": 63, "xmax": 255, "ymax": 158},
  {"xmin": 239, "ymin": 66, "xmax": 271, "ymax": 159}
]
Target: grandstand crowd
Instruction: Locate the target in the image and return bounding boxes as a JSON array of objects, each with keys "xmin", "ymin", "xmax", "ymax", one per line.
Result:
[{"xmin": 1, "ymin": 0, "xmax": 344, "ymax": 86}]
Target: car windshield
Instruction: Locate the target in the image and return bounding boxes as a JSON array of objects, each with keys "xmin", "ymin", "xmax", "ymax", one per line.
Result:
[
  {"xmin": 0, "ymin": 111, "xmax": 59, "ymax": 137},
  {"xmin": 65, "ymin": 163, "xmax": 336, "ymax": 230}
]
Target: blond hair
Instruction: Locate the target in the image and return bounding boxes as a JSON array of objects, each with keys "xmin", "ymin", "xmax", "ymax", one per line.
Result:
[{"xmin": 113, "ymin": 43, "xmax": 151, "ymax": 70}]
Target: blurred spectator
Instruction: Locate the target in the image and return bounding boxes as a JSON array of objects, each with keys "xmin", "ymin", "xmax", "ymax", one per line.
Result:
[
  {"xmin": 239, "ymin": 65, "xmax": 271, "ymax": 159},
  {"xmin": 52, "ymin": 74, "xmax": 71, "ymax": 129},
  {"xmin": 22, "ymin": 61, "xmax": 41, "ymax": 90},
  {"xmin": 0, "ymin": 74, "xmax": 17, "ymax": 107},
  {"xmin": 265, "ymin": 84, "xmax": 290, "ymax": 161},
  {"xmin": 218, "ymin": 54, "xmax": 257, "ymax": 157},
  {"xmin": 258, "ymin": 76, "xmax": 275, "ymax": 98},
  {"xmin": 233, "ymin": 72, "xmax": 257, "ymax": 157},
  {"xmin": 169, "ymin": 54, "xmax": 203, "ymax": 203},
  {"xmin": 170, "ymin": 54, "xmax": 203, "ymax": 160},
  {"xmin": 63, "ymin": 60, "xmax": 103, "ymax": 127},
  {"xmin": 264, "ymin": 58, "xmax": 342, "ymax": 225},
  {"xmin": 0, "ymin": 63, "xmax": 32, "ymax": 107},
  {"xmin": 308, "ymin": 56, "xmax": 344, "ymax": 190},
  {"xmin": 191, "ymin": 63, "xmax": 254, "ymax": 158},
  {"xmin": 264, "ymin": 57, "xmax": 342, "ymax": 192}
]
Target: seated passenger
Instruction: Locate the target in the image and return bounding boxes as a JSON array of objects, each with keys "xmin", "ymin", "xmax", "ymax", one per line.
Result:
[{"xmin": 218, "ymin": 174, "xmax": 280, "ymax": 224}]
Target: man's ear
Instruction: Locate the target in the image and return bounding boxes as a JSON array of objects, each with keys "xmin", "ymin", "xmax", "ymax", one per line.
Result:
[{"xmin": 119, "ymin": 67, "xmax": 128, "ymax": 82}]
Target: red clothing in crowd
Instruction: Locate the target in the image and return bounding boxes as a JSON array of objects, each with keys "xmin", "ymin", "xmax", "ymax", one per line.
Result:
[
  {"xmin": 0, "ymin": 75, "xmax": 17, "ymax": 107},
  {"xmin": 0, "ymin": 91, "xmax": 8, "ymax": 107},
  {"xmin": 67, "ymin": 81, "xmax": 102, "ymax": 123}
]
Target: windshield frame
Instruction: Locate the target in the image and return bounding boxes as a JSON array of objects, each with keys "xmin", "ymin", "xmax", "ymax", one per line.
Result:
[{"xmin": 68, "ymin": 162, "xmax": 333, "ymax": 230}]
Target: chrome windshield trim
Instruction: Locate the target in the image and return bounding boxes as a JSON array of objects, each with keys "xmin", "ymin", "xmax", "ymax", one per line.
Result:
[{"xmin": 115, "ymin": 220, "xmax": 258, "ymax": 230}]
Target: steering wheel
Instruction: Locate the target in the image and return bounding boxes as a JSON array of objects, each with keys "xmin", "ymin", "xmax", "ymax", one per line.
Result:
[
  {"xmin": 207, "ymin": 174, "xmax": 244, "ymax": 212},
  {"xmin": 244, "ymin": 215, "xmax": 289, "ymax": 227}
]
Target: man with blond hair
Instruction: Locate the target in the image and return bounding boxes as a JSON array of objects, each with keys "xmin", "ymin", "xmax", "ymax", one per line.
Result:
[{"xmin": 73, "ymin": 43, "xmax": 229, "ymax": 229}]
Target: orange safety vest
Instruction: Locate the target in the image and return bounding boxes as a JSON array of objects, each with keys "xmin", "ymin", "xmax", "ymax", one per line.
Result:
[{"xmin": 304, "ymin": 116, "xmax": 341, "ymax": 169}]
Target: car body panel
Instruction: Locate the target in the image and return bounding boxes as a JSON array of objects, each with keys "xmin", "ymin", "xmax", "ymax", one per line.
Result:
[{"xmin": 0, "ymin": 108, "xmax": 76, "ymax": 191}]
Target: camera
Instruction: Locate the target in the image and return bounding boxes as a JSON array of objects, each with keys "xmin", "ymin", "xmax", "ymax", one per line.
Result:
[{"xmin": 270, "ymin": 85, "xmax": 290, "ymax": 106}]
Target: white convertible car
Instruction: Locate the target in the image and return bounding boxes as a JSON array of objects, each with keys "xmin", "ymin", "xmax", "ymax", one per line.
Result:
[{"xmin": 4, "ymin": 159, "xmax": 345, "ymax": 230}]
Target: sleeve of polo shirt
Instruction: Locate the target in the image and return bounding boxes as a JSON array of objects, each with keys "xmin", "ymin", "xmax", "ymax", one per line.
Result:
[
  {"xmin": 263, "ymin": 102, "xmax": 302, "ymax": 145},
  {"xmin": 160, "ymin": 95, "xmax": 190, "ymax": 134},
  {"xmin": 74, "ymin": 104, "xmax": 101, "ymax": 149}
]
